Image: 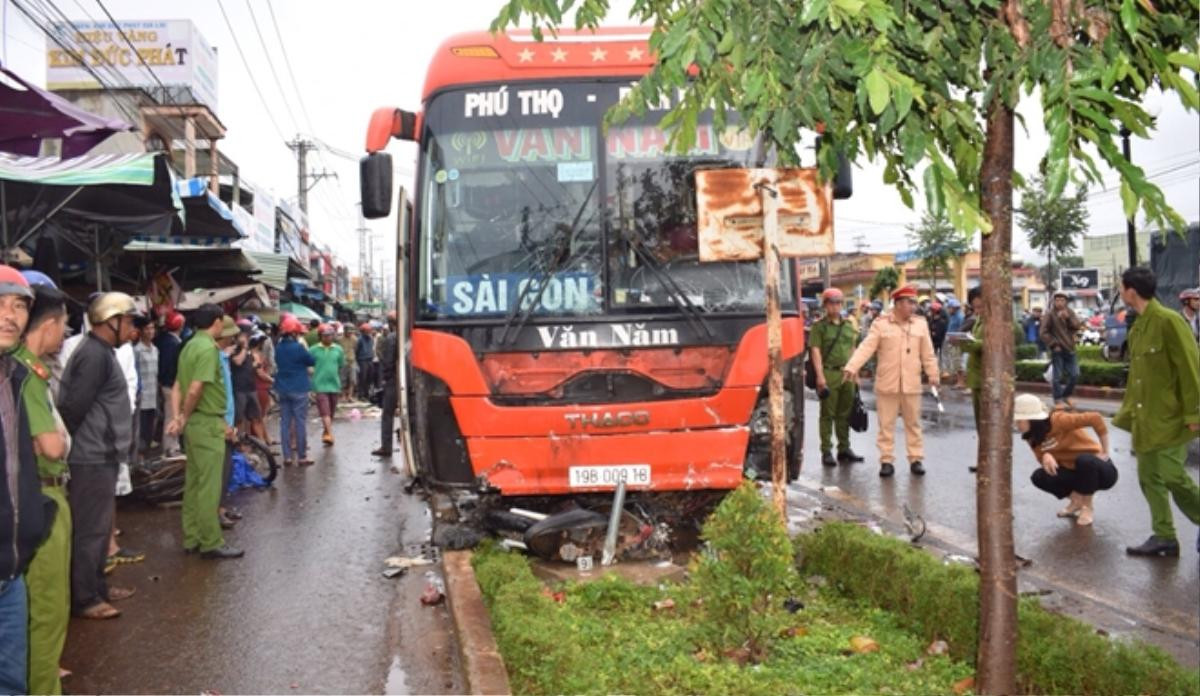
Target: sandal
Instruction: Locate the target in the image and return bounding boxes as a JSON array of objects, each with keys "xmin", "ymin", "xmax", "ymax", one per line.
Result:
[
  {"xmin": 103, "ymin": 557, "xmax": 118, "ymax": 575},
  {"xmin": 113, "ymin": 547, "xmax": 145, "ymax": 564},
  {"xmin": 79, "ymin": 601, "xmax": 121, "ymax": 620},
  {"xmin": 107, "ymin": 586, "xmax": 137, "ymax": 602}
]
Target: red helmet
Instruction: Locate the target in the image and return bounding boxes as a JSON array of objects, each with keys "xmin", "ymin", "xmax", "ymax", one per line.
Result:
[
  {"xmin": 1179, "ymin": 288, "xmax": 1200, "ymax": 301},
  {"xmin": 360, "ymin": 322, "xmax": 373, "ymax": 332},
  {"xmin": 0, "ymin": 265, "xmax": 32, "ymax": 300},
  {"xmin": 931, "ymin": 301, "xmax": 943, "ymax": 311},
  {"xmin": 280, "ymin": 316, "xmax": 305, "ymax": 335},
  {"xmin": 821, "ymin": 287, "xmax": 844, "ymax": 303},
  {"xmin": 318, "ymin": 323, "xmax": 335, "ymax": 335},
  {"xmin": 165, "ymin": 311, "xmax": 185, "ymax": 332}
]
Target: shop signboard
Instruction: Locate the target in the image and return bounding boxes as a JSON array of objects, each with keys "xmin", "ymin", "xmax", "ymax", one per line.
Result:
[{"xmin": 47, "ymin": 19, "xmax": 219, "ymax": 111}]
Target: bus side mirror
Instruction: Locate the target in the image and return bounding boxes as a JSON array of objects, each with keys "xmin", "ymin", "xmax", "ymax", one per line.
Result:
[
  {"xmin": 833, "ymin": 151, "xmax": 852, "ymax": 200},
  {"xmin": 360, "ymin": 152, "xmax": 393, "ymax": 219}
]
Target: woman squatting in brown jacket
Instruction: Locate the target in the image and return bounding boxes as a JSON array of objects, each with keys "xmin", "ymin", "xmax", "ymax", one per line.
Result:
[{"xmin": 1014, "ymin": 393, "xmax": 1118, "ymax": 526}]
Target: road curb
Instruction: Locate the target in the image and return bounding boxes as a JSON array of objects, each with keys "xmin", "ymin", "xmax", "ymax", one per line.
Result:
[{"xmin": 443, "ymin": 550, "xmax": 512, "ymax": 696}]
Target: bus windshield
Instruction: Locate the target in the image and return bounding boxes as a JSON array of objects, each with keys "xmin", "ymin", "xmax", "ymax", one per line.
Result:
[{"xmin": 416, "ymin": 81, "xmax": 789, "ymax": 320}]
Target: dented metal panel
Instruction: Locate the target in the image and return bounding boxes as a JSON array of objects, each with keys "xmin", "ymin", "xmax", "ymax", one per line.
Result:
[
  {"xmin": 695, "ymin": 168, "xmax": 833, "ymax": 261},
  {"xmin": 470, "ymin": 428, "xmax": 750, "ymax": 495}
]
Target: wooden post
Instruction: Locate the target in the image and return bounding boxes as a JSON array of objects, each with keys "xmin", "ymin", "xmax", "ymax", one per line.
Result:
[{"xmin": 760, "ymin": 181, "xmax": 787, "ymax": 519}]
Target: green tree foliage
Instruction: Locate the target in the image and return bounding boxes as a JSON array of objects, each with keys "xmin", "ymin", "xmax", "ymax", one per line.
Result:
[
  {"xmin": 1018, "ymin": 175, "xmax": 1091, "ymax": 290},
  {"xmin": 692, "ymin": 482, "xmax": 796, "ymax": 662},
  {"xmin": 869, "ymin": 265, "xmax": 901, "ymax": 299},
  {"xmin": 494, "ymin": 0, "xmax": 1197, "ymax": 235},
  {"xmin": 907, "ymin": 212, "xmax": 971, "ymax": 289}
]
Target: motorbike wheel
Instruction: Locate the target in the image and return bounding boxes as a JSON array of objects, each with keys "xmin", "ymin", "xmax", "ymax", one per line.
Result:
[{"xmin": 239, "ymin": 435, "xmax": 279, "ymax": 484}]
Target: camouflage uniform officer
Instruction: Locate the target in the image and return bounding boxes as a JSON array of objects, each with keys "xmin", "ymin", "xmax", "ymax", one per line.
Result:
[{"xmin": 809, "ymin": 288, "xmax": 864, "ymax": 467}]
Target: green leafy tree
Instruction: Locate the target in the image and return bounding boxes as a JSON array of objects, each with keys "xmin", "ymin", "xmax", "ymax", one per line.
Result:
[
  {"xmin": 692, "ymin": 482, "xmax": 796, "ymax": 663},
  {"xmin": 907, "ymin": 212, "xmax": 971, "ymax": 291},
  {"xmin": 493, "ymin": 2, "xmax": 1198, "ymax": 692},
  {"xmin": 869, "ymin": 265, "xmax": 901, "ymax": 300},
  {"xmin": 1018, "ymin": 175, "xmax": 1090, "ymax": 291}
]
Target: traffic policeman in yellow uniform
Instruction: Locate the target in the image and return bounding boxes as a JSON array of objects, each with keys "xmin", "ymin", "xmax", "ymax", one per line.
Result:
[
  {"xmin": 808, "ymin": 288, "xmax": 864, "ymax": 467},
  {"xmin": 14, "ymin": 273, "xmax": 70, "ymax": 693},
  {"xmin": 167, "ymin": 304, "xmax": 243, "ymax": 559}
]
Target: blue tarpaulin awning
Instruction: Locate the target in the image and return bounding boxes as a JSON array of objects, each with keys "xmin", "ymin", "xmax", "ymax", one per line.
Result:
[{"xmin": 150, "ymin": 176, "xmax": 245, "ymax": 244}]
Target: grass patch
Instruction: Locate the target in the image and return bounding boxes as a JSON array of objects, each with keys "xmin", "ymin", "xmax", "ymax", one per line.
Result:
[
  {"xmin": 473, "ymin": 543, "xmax": 975, "ymax": 695},
  {"xmin": 798, "ymin": 523, "xmax": 1199, "ymax": 695}
]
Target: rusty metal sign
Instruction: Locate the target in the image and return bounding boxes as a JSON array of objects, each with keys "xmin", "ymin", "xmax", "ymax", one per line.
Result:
[{"xmin": 695, "ymin": 168, "xmax": 833, "ymax": 261}]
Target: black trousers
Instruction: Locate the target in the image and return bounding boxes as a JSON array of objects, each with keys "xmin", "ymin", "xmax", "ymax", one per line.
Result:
[
  {"xmin": 380, "ymin": 382, "xmax": 397, "ymax": 452},
  {"xmin": 357, "ymin": 362, "xmax": 373, "ymax": 400},
  {"xmin": 139, "ymin": 409, "xmax": 158, "ymax": 450},
  {"xmin": 68, "ymin": 464, "xmax": 117, "ymax": 612},
  {"xmin": 1030, "ymin": 453, "xmax": 1119, "ymax": 499}
]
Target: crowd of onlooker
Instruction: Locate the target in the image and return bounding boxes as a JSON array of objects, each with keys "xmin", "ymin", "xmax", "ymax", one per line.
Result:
[{"xmin": 0, "ymin": 264, "xmax": 399, "ymax": 695}]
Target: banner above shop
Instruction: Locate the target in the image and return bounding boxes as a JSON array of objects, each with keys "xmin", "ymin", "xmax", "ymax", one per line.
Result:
[{"xmin": 47, "ymin": 19, "xmax": 219, "ymax": 111}]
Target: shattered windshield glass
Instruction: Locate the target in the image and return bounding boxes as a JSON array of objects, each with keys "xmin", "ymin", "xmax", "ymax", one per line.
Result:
[
  {"xmin": 606, "ymin": 119, "xmax": 790, "ymax": 312},
  {"xmin": 416, "ymin": 82, "xmax": 789, "ymax": 321}
]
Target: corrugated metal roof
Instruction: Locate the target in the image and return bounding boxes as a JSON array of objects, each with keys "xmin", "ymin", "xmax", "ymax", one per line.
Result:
[{"xmin": 246, "ymin": 251, "xmax": 289, "ymax": 290}]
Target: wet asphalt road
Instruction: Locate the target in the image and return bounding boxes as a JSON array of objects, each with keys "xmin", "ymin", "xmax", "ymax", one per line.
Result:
[
  {"xmin": 60, "ymin": 412, "xmax": 463, "ymax": 695},
  {"xmin": 794, "ymin": 387, "xmax": 1199, "ymax": 664}
]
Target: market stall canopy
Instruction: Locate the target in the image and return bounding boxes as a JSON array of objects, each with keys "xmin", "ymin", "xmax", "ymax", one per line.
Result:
[
  {"xmin": 118, "ymin": 241, "xmax": 261, "ymax": 291},
  {"xmin": 0, "ymin": 151, "xmax": 183, "ymax": 255},
  {"xmin": 279, "ymin": 301, "xmax": 322, "ymax": 322},
  {"xmin": 176, "ymin": 283, "xmax": 272, "ymax": 310},
  {"xmin": 245, "ymin": 251, "xmax": 290, "ymax": 290},
  {"xmin": 133, "ymin": 177, "xmax": 245, "ymax": 245},
  {"xmin": 0, "ymin": 64, "xmax": 132, "ymax": 158}
]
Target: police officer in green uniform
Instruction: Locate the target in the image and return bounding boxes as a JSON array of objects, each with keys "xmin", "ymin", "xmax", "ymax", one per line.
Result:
[
  {"xmin": 809, "ymin": 288, "xmax": 864, "ymax": 467},
  {"xmin": 1113, "ymin": 267, "xmax": 1200, "ymax": 558},
  {"xmin": 14, "ymin": 275, "xmax": 69, "ymax": 693},
  {"xmin": 167, "ymin": 304, "xmax": 243, "ymax": 559}
]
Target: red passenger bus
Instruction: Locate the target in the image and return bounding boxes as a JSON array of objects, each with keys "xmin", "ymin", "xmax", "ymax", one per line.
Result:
[{"xmin": 360, "ymin": 28, "xmax": 851, "ymax": 554}]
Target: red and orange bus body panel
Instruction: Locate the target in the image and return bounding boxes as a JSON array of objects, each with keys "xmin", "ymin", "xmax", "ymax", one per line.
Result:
[
  {"xmin": 411, "ymin": 320, "xmax": 803, "ymax": 495},
  {"xmin": 404, "ymin": 29, "xmax": 806, "ymax": 496}
]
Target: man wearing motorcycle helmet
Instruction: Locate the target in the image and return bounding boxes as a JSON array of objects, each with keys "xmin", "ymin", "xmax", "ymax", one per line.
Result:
[
  {"xmin": 56, "ymin": 293, "xmax": 141, "ymax": 618},
  {"xmin": 0, "ymin": 265, "xmax": 42, "ymax": 694}
]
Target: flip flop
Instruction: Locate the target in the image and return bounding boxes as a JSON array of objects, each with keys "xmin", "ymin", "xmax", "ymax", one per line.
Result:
[
  {"xmin": 107, "ymin": 586, "xmax": 137, "ymax": 602},
  {"xmin": 112, "ymin": 548, "xmax": 145, "ymax": 564},
  {"xmin": 79, "ymin": 602, "xmax": 120, "ymax": 619}
]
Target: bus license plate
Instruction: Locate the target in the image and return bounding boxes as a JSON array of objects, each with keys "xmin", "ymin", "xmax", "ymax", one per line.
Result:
[{"xmin": 568, "ymin": 465, "xmax": 651, "ymax": 489}]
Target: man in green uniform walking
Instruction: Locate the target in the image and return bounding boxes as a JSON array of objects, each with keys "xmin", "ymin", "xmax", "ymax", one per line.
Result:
[
  {"xmin": 809, "ymin": 288, "xmax": 864, "ymax": 467},
  {"xmin": 16, "ymin": 276, "xmax": 70, "ymax": 694},
  {"xmin": 167, "ymin": 304, "xmax": 243, "ymax": 559},
  {"xmin": 1113, "ymin": 267, "xmax": 1200, "ymax": 558}
]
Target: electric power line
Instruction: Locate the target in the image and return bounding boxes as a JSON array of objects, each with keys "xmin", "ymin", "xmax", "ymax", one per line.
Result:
[
  {"xmin": 243, "ymin": 0, "xmax": 301, "ymax": 134},
  {"xmin": 215, "ymin": 0, "xmax": 289, "ymax": 144},
  {"xmin": 265, "ymin": 0, "xmax": 315, "ymax": 134},
  {"xmin": 11, "ymin": 0, "xmax": 142, "ymax": 127}
]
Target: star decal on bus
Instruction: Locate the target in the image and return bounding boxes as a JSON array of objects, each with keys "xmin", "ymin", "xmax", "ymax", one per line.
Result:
[
  {"xmin": 590, "ymin": 47, "xmax": 608, "ymax": 62},
  {"xmin": 517, "ymin": 48, "xmax": 535, "ymax": 63},
  {"xmin": 551, "ymin": 47, "xmax": 568, "ymax": 62},
  {"xmin": 626, "ymin": 46, "xmax": 645, "ymax": 61}
]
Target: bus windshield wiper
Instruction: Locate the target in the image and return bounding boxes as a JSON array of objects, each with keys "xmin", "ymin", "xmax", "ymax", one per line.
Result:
[
  {"xmin": 497, "ymin": 180, "xmax": 598, "ymax": 346},
  {"xmin": 622, "ymin": 233, "xmax": 713, "ymax": 341}
]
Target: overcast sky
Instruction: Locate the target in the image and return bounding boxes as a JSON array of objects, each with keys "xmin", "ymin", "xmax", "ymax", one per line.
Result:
[{"xmin": 3, "ymin": 0, "xmax": 1197, "ymax": 273}]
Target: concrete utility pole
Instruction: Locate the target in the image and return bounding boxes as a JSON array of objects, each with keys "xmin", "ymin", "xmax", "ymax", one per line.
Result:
[
  {"xmin": 287, "ymin": 136, "xmax": 336, "ymax": 215},
  {"xmin": 357, "ymin": 203, "xmax": 369, "ymax": 302}
]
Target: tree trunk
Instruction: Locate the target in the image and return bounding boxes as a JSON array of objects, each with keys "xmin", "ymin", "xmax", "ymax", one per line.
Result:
[{"xmin": 975, "ymin": 95, "xmax": 1018, "ymax": 692}]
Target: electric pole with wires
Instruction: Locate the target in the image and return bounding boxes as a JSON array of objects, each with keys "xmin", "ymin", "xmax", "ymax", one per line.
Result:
[{"xmin": 288, "ymin": 136, "xmax": 337, "ymax": 215}]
